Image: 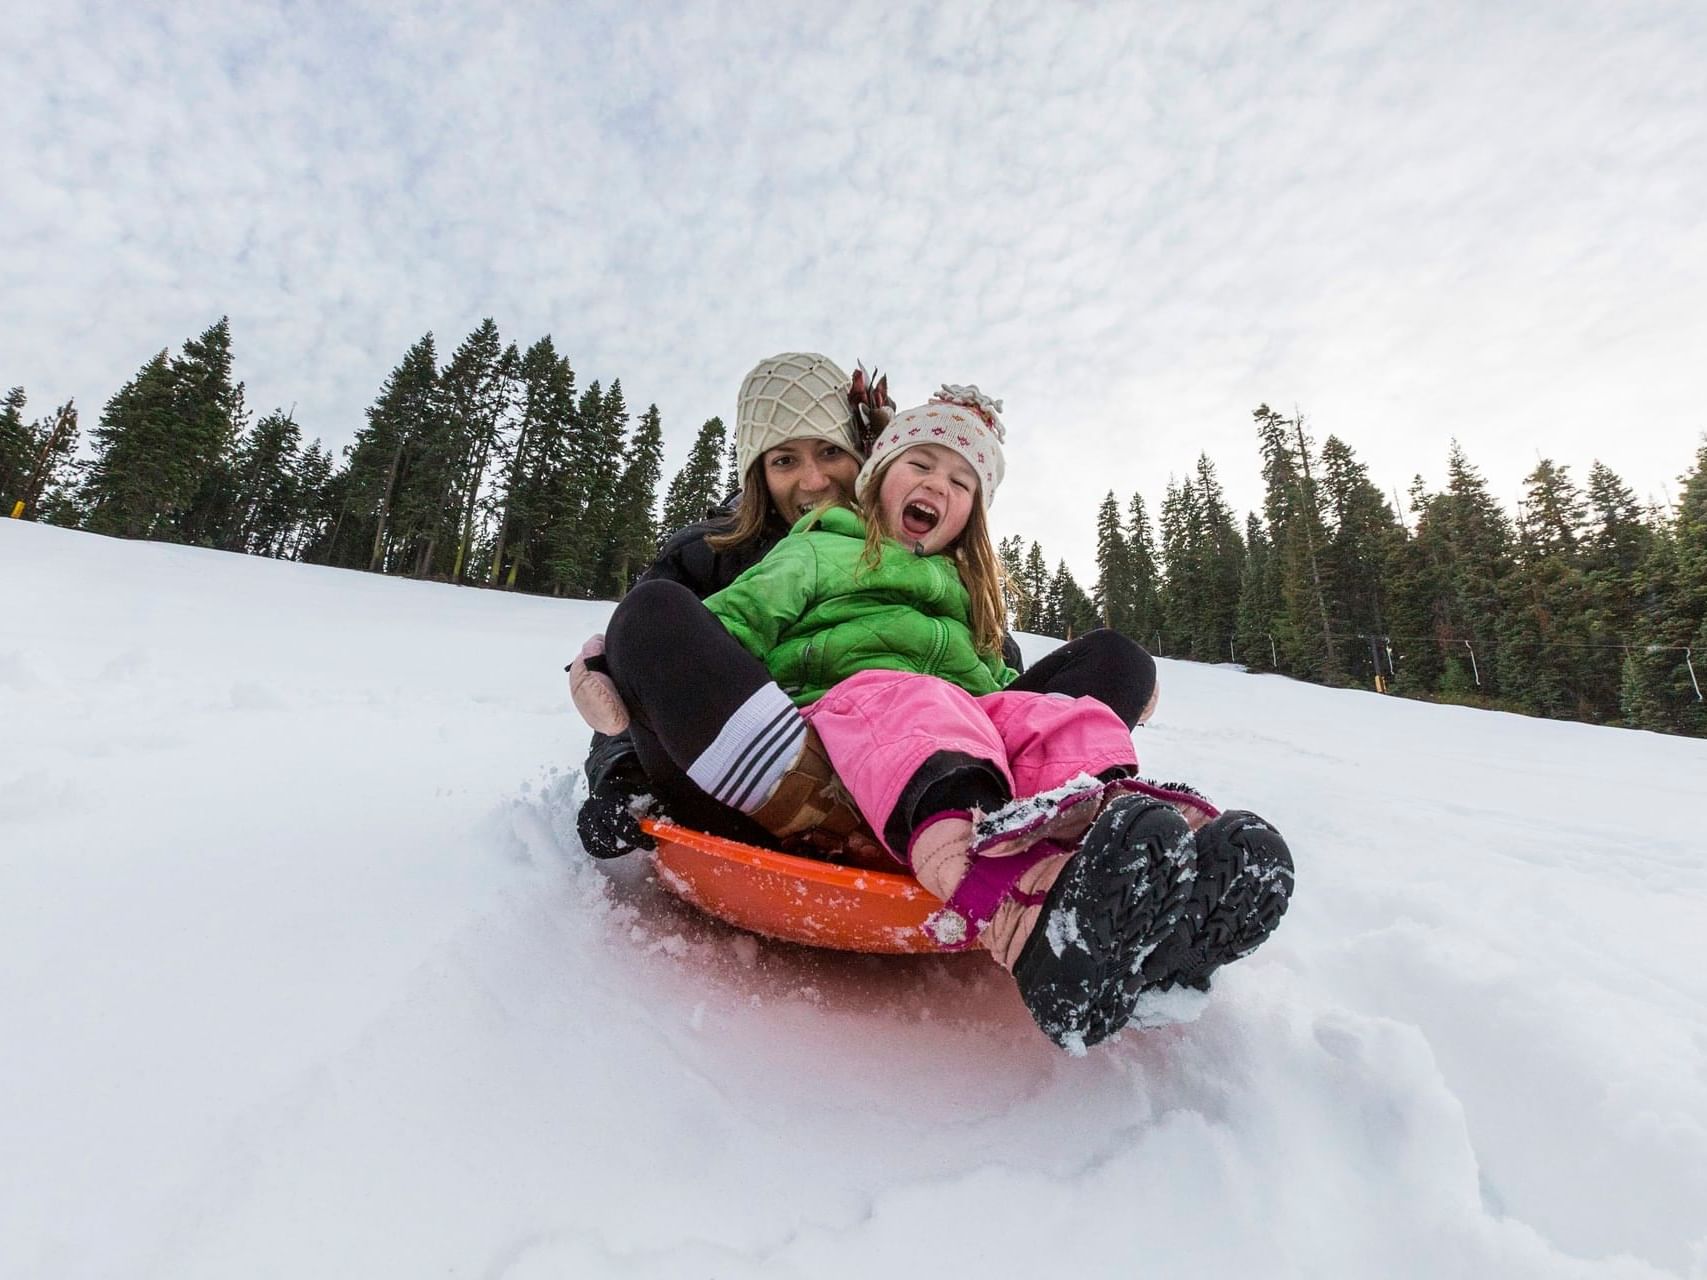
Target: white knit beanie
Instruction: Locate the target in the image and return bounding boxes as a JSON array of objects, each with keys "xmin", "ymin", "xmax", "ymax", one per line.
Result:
[
  {"xmin": 734, "ymin": 353, "xmax": 862, "ymax": 476},
  {"xmin": 854, "ymin": 384, "xmax": 1006, "ymax": 509}
]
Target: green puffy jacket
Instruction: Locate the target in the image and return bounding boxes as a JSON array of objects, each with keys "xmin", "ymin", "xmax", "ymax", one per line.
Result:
[{"xmin": 702, "ymin": 505, "xmax": 1018, "ymax": 706}]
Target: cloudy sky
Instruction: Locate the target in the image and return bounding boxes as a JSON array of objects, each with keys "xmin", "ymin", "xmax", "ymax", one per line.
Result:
[{"xmin": 6, "ymin": 0, "xmax": 1705, "ymax": 575}]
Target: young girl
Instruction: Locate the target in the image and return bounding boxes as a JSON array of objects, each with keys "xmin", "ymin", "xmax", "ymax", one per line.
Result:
[{"xmin": 583, "ymin": 388, "xmax": 1292, "ymax": 1050}]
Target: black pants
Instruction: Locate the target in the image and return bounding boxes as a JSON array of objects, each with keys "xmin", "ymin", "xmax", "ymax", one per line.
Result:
[
  {"xmin": 605, "ymin": 580, "xmax": 784, "ymax": 844},
  {"xmin": 604, "ymin": 579, "xmax": 1158, "ymax": 846},
  {"xmin": 1005, "ymin": 627, "xmax": 1155, "ymax": 728}
]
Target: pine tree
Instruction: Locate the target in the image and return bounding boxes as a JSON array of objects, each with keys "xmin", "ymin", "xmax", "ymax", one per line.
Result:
[
  {"xmin": 1021, "ymin": 541, "xmax": 1049, "ymax": 633},
  {"xmin": 1236, "ymin": 513, "xmax": 1282, "ymax": 672},
  {"xmin": 1437, "ymin": 441, "xmax": 1513, "ymax": 699},
  {"xmin": 1383, "ymin": 446, "xmax": 1514, "ymax": 703},
  {"xmin": 661, "ymin": 417, "xmax": 728, "ymax": 534},
  {"xmin": 224, "ymin": 410, "xmax": 305, "ymax": 555},
  {"xmin": 1038, "ymin": 561, "xmax": 1066, "ymax": 637},
  {"xmin": 1050, "ymin": 561, "xmax": 1100, "ymax": 639},
  {"xmin": 1158, "ymin": 476, "xmax": 1201, "ymax": 657},
  {"xmin": 0, "ymin": 387, "xmax": 30, "ymax": 508},
  {"xmin": 288, "ymin": 442, "xmax": 333, "ymax": 560},
  {"xmin": 34, "ymin": 401, "xmax": 81, "ymax": 523},
  {"xmin": 552, "ymin": 379, "xmax": 631, "ymax": 596},
  {"xmin": 1672, "ymin": 436, "xmax": 1707, "ymax": 636},
  {"xmin": 1498, "ymin": 459, "xmax": 1595, "ymax": 718},
  {"xmin": 383, "ymin": 328, "xmax": 475, "ymax": 578},
  {"xmin": 1624, "ymin": 438, "xmax": 1707, "ymax": 734},
  {"xmin": 168, "ymin": 319, "xmax": 248, "ymax": 546},
  {"xmin": 997, "ymin": 534, "xmax": 1027, "ymax": 628},
  {"xmin": 1192, "ymin": 454, "xmax": 1246, "ymax": 663},
  {"xmin": 723, "ymin": 436, "xmax": 741, "ymax": 501},
  {"xmin": 537, "ymin": 380, "xmax": 605, "ymax": 595},
  {"xmin": 1383, "ymin": 476, "xmax": 1450, "ymax": 695},
  {"xmin": 1254, "ymin": 405, "xmax": 1341, "ymax": 681},
  {"xmin": 1581, "ymin": 462, "xmax": 1655, "ymax": 718},
  {"xmin": 80, "ymin": 351, "xmax": 181, "ymax": 538},
  {"xmin": 314, "ymin": 334, "xmax": 439, "ymax": 572},
  {"xmin": 1584, "ymin": 462, "xmax": 1653, "ymax": 607},
  {"xmin": 1621, "ymin": 520, "xmax": 1681, "ymax": 731},
  {"xmin": 78, "ymin": 320, "xmax": 245, "ymax": 541},
  {"xmin": 599, "ymin": 401, "xmax": 664, "ymax": 597},
  {"xmin": 1319, "ymin": 435, "xmax": 1401, "ymax": 685},
  {"xmin": 1156, "ymin": 462, "xmax": 1243, "ymax": 662},
  {"xmin": 1, "ymin": 391, "xmax": 79, "ymax": 520},
  {"xmin": 435, "ymin": 320, "xmax": 518, "ymax": 582},
  {"xmin": 488, "ymin": 336, "xmax": 577, "ymax": 589},
  {"xmin": 1126, "ymin": 492, "xmax": 1162, "ymax": 648},
  {"xmin": 1092, "ymin": 490, "xmax": 1131, "ymax": 632}
]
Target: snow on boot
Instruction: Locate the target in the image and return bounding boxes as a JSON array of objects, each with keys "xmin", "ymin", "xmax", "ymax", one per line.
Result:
[
  {"xmin": 1107, "ymin": 776, "xmax": 1219, "ymax": 832},
  {"xmin": 747, "ymin": 725, "xmax": 867, "ymax": 843},
  {"xmin": 917, "ymin": 774, "xmax": 1110, "ymax": 950},
  {"xmin": 1010, "ymin": 795, "xmax": 1196, "ymax": 1052},
  {"xmin": 1136, "ymin": 810, "xmax": 1294, "ymax": 994}
]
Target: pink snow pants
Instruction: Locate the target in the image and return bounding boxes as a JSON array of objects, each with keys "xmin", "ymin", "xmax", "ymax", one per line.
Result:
[{"xmin": 804, "ymin": 669, "xmax": 1140, "ymax": 860}]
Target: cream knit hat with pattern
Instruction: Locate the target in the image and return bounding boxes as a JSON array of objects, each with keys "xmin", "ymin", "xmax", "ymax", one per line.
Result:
[
  {"xmin": 854, "ymin": 384, "xmax": 1006, "ymax": 509},
  {"xmin": 734, "ymin": 353, "xmax": 862, "ymax": 476}
]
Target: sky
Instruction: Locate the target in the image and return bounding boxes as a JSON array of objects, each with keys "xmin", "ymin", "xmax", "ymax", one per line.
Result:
[{"xmin": 6, "ymin": 0, "xmax": 1706, "ymax": 577}]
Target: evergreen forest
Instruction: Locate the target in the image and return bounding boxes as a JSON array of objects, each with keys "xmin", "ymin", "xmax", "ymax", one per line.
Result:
[{"xmin": 7, "ymin": 318, "xmax": 1705, "ymax": 738}]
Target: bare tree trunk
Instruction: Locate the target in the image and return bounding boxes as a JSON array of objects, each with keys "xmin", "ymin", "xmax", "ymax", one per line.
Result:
[
  {"xmin": 488, "ymin": 418, "xmax": 532, "ymax": 586},
  {"xmin": 368, "ymin": 439, "xmax": 406, "ymax": 572},
  {"xmin": 18, "ymin": 402, "xmax": 77, "ymax": 515}
]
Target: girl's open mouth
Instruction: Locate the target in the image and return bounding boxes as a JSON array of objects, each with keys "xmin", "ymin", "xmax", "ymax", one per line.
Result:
[{"xmin": 900, "ymin": 501, "xmax": 940, "ymax": 538}]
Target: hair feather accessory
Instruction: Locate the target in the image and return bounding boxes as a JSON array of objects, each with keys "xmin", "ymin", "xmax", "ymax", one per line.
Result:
[{"xmin": 848, "ymin": 362, "xmax": 896, "ymax": 456}]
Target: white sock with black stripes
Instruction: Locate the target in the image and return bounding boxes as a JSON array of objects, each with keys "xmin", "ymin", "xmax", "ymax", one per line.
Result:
[{"xmin": 686, "ymin": 683, "xmax": 807, "ymax": 815}]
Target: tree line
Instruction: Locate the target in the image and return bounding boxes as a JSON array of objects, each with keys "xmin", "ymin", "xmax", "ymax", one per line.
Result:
[
  {"xmin": 2, "ymin": 317, "xmax": 735, "ymax": 600},
  {"xmin": 1001, "ymin": 405, "xmax": 1707, "ymax": 738},
  {"xmin": 6, "ymin": 318, "xmax": 1705, "ymax": 737}
]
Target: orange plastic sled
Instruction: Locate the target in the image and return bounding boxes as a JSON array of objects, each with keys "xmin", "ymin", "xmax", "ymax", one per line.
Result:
[{"xmin": 642, "ymin": 817, "xmax": 953, "ymax": 954}]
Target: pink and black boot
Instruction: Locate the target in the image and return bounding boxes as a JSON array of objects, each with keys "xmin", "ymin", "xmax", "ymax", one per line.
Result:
[
  {"xmin": 1109, "ymin": 780, "xmax": 1297, "ymax": 997},
  {"xmin": 909, "ymin": 775, "xmax": 1198, "ymax": 1050}
]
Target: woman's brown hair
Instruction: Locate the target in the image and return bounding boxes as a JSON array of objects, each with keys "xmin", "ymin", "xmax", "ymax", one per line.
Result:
[
  {"xmin": 704, "ymin": 462, "xmax": 772, "ymax": 552},
  {"xmin": 856, "ymin": 453, "xmax": 1007, "ymax": 657}
]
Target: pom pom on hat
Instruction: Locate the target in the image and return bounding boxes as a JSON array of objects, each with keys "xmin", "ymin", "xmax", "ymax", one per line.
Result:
[{"xmin": 855, "ymin": 384, "xmax": 1007, "ymax": 508}]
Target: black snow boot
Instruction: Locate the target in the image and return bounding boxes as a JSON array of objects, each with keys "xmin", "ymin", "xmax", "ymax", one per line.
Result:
[
  {"xmin": 1136, "ymin": 811, "xmax": 1294, "ymax": 993},
  {"xmin": 1011, "ymin": 795, "xmax": 1196, "ymax": 1051}
]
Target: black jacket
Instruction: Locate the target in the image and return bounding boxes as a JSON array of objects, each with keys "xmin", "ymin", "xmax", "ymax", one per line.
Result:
[{"xmin": 635, "ymin": 505, "xmax": 790, "ymax": 597}]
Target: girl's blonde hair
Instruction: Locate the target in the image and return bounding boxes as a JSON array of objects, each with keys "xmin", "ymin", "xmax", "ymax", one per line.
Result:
[{"xmin": 856, "ymin": 452, "xmax": 1007, "ymax": 656}]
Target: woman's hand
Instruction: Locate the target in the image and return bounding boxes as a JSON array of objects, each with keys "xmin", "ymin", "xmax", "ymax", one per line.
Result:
[{"xmin": 567, "ymin": 633, "xmax": 631, "ymax": 734}]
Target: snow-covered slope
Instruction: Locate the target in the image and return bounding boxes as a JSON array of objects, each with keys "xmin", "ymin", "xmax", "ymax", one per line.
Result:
[{"xmin": 4, "ymin": 519, "xmax": 1705, "ymax": 1280}]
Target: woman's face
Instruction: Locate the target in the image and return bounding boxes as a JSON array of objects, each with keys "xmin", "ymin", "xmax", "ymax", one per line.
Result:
[{"xmin": 762, "ymin": 438, "xmax": 861, "ymax": 523}]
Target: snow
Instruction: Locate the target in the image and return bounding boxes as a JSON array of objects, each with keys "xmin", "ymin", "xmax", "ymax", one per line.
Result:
[{"xmin": 4, "ymin": 517, "xmax": 1707, "ymax": 1279}]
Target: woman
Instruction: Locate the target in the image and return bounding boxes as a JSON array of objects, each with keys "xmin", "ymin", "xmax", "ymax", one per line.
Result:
[{"xmin": 575, "ymin": 352, "xmax": 875, "ymax": 856}]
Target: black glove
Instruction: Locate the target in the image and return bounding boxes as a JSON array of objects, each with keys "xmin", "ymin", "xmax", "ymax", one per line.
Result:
[
  {"xmin": 577, "ymin": 732, "xmax": 655, "ymax": 859},
  {"xmin": 576, "ymin": 773, "xmax": 654, "ymax": 859}
]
